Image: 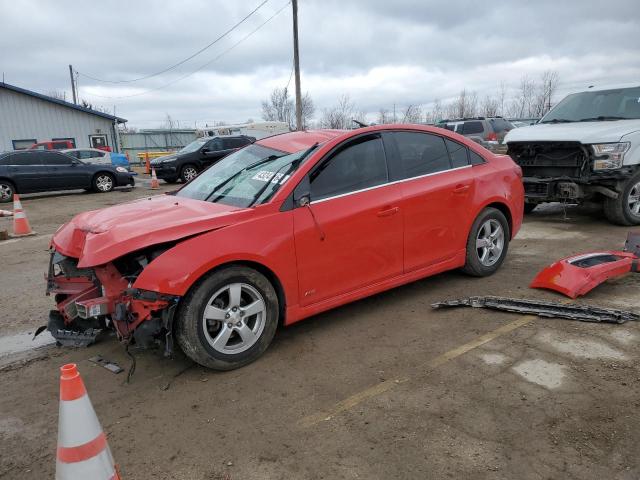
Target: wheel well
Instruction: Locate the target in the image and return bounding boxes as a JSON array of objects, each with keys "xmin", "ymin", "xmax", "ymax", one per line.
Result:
[
  {"xmin": 191, "ymin": 260, "xmax": 287, "ymax": 326},
  {"xmin": 485, "ymin": 202, "xmax": 513, "ymax": 236},
  {"xmin": 93, "ymin": 171, "xmax": 114, "ymax": 180},
  {"xmin": 0, "ymin": 177, "xmax": 16, "ymax": 190}
]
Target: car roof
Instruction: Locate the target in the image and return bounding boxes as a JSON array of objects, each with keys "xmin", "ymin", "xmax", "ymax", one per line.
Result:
[
  {"xmin": 62, "ymin": 148, "xmax": 104, "ymax": 152},
  {"xmin": 258, "ymin": 130, "xmax": 346, "ymax": 153}
]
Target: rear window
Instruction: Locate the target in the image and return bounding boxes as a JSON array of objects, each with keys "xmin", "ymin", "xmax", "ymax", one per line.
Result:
[
  {"xmin": 393, "ymin": 132, "xmax": 451, "ymax": 178},
  {"xmin": 445, "ymin": 139, "xmax": 469, "ymax": 168},
  {"xmin": 461, "ymin": 121, "xmax": 484, "ymax": 135}
]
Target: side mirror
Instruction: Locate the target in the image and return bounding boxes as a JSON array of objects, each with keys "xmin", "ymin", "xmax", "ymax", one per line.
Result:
[{"xmin": 293, "ymin": 175, "xmax": 311, "ymax": 208}]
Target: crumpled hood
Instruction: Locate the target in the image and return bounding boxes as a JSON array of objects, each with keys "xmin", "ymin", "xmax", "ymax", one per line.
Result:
[
  {"xmin": 52, "ymin": 195, "xmax": 247, "ymax": 267},
  {"xmin": 505, "ymin": 119, "xmax": 640, "ymax": 144}
]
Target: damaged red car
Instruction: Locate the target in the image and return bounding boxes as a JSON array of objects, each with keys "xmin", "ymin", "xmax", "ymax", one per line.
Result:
[{"xmin": 46, "ymin": 125, "xmax": 524, "ymax": 370}]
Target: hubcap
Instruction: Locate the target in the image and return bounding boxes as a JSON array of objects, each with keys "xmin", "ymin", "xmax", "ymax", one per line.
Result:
[
  {"xmin": 0, "ymin": 184, "xmax": 12, "ymax": 201},
  {"xmin": 183, "ymin": 167, "xmax": 198, "ymax": 182},
  {"xmin": 475, "ymin": 219, "xmax": 504, "ymax": 267},
  {"xmin": 627, "ymin": 181, "xmax": 640, "ymax": 218},
  {"xmin": 96, "ymin": 175, "xmax": 113, "ymax": 192},
  {"xmin": 202, "ymin": 283, "xmax": 266, "ymax": 354}
]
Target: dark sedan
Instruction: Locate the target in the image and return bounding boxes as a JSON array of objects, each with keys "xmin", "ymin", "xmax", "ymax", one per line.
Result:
[{"xmin": 0, "ymin": 150, "xmax": 135, "ymax": 202}]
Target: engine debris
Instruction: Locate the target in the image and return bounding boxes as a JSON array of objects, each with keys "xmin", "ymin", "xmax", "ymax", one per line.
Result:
[{"xmin": 431, "ymin": 296, "xmax": 639, "ymax": 324}]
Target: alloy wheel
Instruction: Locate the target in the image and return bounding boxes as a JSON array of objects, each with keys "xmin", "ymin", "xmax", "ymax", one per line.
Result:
[
  {"xmin": 96, "ymin": 175, "xmax": 113, "ymax": 192},
  {"xmin": 183, "ymin": 167, "xmax": 198, "ymax": 182},
  {"xmin": 0, "ymin": 183, "xmax": 12, "ymax": 201},
  {"xmin": 202, "ymin": 283, "xmax": 266, "ymax": 354},
  {"xmin": 475, "ymin": 219, "xmax": 504, "ymax": 267},
  {"xmin": 627, "ymin": 181, "xmax": 640, "ymax": 218}
]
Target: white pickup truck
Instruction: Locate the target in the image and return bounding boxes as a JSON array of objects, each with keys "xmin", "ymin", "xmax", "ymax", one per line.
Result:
[{"xmin": 505, "ymin": 84, "xmax": 640, "ymax": 225}]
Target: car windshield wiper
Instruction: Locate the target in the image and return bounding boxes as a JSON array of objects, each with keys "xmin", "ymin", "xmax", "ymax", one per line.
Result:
[
  {"xmin": 246, "ymin": 142, "xmax": 319, "ymax": 208},
  {"xmin": 577, "ymin": 116, "xmax": 628, "ymax": 122},
  {"xmin": 539, "ymin": 118, "xmax": 574, "ymax": 124},
  {"xmin": 204, "ymin": 155, "xmax": 281, "ymax": 202}
]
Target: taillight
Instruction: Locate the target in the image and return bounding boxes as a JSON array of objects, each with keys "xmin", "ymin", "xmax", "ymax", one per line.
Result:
[{"xmin": 486, "ymin": 132, "xmax": 498, "ymax": 141}]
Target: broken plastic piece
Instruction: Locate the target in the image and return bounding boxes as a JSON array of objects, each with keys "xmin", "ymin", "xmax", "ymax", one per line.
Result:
[
  {"xmin": 530, "ymin": 232, "xmax": 640, "ymax": 298},
  {"xmin": 89, "ymin": 355, "xmax": 124, "ymax": 374},
  {"xmin": 47, "ymin": 310, "xmax": 102, "ymax": 347},
  {"xmin": 431, "ymin": 296, "xmax": 639, "ymax": 324}
]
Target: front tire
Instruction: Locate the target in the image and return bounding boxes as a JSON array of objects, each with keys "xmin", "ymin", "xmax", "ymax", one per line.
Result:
[
  {"xmin": 93, "ymin": 173, "xmax": 114, "ymax": 193},
  {"xmin": 180, "ymin": 164, "xmax": 198, "ymax": 183},
  {"xmin": 462, "ymin": 207, "xmax": 510, "ymax": 277},
  {"xmin": 603, "ymin": 172, "xmax": 640, "ymax": 226},
  {"xmin": 175, "ymin": 266, "xmax": 279, "ymax": 370}
]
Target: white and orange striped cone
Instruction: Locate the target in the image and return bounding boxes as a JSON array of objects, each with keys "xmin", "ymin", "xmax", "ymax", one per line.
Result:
[
  {"xmin": 150, "ymin": 168, "xmax": 160, "ymax": 190},
  {"xmin": 9, "ymin": 194, "xmax": 35, "ymax": 237},
  {"xmin": 56, "ymin": 364, "xmax": 122, "ymax": 480}
]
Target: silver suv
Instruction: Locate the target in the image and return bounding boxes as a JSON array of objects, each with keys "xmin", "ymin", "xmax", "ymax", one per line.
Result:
[{"xmin": 437, "ymin": 117, "xmax": 514, "ymax": 152}]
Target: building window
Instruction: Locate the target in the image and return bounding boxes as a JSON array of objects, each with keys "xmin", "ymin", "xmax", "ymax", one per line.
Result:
[
  {"xmin": 12, "ymin": 139, "xmax": 37, "ymax": 150},
  {"xmin": 52, "ymin": 137, "xmax": 76, "ymax": 148}
]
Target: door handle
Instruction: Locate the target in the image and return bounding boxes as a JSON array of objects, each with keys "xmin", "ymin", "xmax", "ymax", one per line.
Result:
[
  {"xmin": 453, "ymin": 184, "xmax": 470, "ymax": 194},
  {"xmin": 377, "ymin": 206, "xmax": 399, "ymax": 217}
]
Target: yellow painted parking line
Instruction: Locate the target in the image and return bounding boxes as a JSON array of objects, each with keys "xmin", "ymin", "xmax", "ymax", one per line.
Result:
[{"xmin": 298, "ymin": 316, "xmax": 534, "ymax": 428}]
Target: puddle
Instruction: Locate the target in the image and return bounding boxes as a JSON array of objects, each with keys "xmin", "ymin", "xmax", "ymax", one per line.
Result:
[
  {"xmin": 512, "ymin": 359, "xmax": 567, "ymax": 389},
  {"xmin": 0, "ymin": 331, "xmax": 55, "ymax": 359},
  {"xmin": 479, "ymin": 352, "xmax": 508, "ymax": 366},
  {"xmin": 537, "ymin": 331, "xmax": 626, "ymax": 360}
]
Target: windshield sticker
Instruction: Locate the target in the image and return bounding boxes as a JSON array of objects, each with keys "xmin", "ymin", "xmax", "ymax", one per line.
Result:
[{"xmin": 252, "ymin": 171, "xmax": 291, "ymax": 184}]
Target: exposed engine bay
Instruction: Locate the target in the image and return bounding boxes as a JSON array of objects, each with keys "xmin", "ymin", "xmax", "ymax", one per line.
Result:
[
  {"xmin": 45, "ymin": 244, "xmax": 180, "ymax": 353},
  {"xmin": 507, "ymin": 141, "xmax": 634, "ymax": 203}
]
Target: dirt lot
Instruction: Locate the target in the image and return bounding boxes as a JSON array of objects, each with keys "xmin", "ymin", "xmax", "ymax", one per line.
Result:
[{"xmin": 1, "ymin": 183, "xmax": 639, "ymax": 479}]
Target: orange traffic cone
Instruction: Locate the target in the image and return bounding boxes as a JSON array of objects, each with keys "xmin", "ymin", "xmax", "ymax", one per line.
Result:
[
  {"xmin": 10, "ymin": 194, "xmax": 35, "ymax": 237},
  {"xmin": 150, "ymin": 168, "xmax": 160, "ymax": 190},
  {"xmin": 56, "ymin": 364, "xmax": 122, "ymax": 479}
]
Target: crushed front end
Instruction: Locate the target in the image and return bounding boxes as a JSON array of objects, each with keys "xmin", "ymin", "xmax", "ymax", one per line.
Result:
[
  {"xmin": 45, "ymin": 247, "xmax": 179, "ymax": 353},
  {"xmin": 507, "ymin": 141, "xmax": 635, "ymax": 204}
]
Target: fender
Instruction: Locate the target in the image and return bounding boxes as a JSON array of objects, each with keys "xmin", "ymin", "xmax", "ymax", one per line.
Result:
[{"xmin": 133, "ymin": 208, "xmax": 299, "ymax": 305}]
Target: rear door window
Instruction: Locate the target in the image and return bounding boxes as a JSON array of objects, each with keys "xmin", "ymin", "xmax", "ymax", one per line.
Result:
[
  {"xmin": 310, "ymin": 134, "xmax": 388, "ymax": 201},
  {"xmin": 6, "ymin": 152, "xmax": 41, "ymax": 166},
  {"xmin": 393, "ymin": 131, "xmax": 451, "ymax": 179},
  {"xmin": 42, "ymin": 152, "xmax": 74, "ymax": 165},
  {"xmin": 445, "ymin": 139, "xmax": 469, "ymax": 168},
  {"xmin": 461, "ymin": 121, "xmax": 484, "ymax": 135}
]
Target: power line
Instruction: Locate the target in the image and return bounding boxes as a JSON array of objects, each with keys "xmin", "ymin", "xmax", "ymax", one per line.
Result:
[
  {"xmin": 77, "ymin": 0, "xmax": 270, "ymax": 84},
  {"xmin": 80, "ymin": 1, "xmax": 291, "ymax": 100}
]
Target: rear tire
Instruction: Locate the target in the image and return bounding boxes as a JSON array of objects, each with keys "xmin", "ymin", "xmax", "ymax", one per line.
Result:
[
  {"xmin": 92, "ymin": 173, "xmax": 114, "ymax": 193},
  {"xmin": 462, "ymin": 207, "xmax": 510, "ymax": 277},
  {"xmin": 175, "ymin": 266, "xmax": 279, "ymax": 370},
  {"xmin": 0, "ymin": 180, "xmax": 15, "ymax": 203},
  {"xmin": 603, "ymin": 171, "xmax": 640, "ymax": 226}
]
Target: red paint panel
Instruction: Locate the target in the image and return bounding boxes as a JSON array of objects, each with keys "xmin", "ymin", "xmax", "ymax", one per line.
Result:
[{"xmin": 530, "ymin": 251, "xmax": 636, "ymax": 298}]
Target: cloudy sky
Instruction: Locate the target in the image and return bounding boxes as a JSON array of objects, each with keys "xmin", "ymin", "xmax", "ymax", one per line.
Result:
[{"xmin": 1, "ymin": 0, "xmax": 639, "ymax": 128}]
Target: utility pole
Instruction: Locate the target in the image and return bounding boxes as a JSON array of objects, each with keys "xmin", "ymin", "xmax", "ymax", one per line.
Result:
[
  {"xmin": 69, "ymin": 65, "xmax": 77, "ymax": 104},
  {"xmin": 292, "ymin": 0, "xmax": 303, "ymax": 131}
]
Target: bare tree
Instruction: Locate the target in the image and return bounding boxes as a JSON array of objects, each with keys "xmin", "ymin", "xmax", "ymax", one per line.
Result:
[
  {"xmin": 377, "ymin": 108, "xmax": 392, "ymax": 124},
  {"xmin": 497, "ymin": 81, "xmax": 507, "ymax": 117},
  {"xmin": 47, "ymin": 90, "xmax": 66, "ymax": 101},
  {"xmin": 512, "ymin": 75, "xmax": 536, "ymax": 118},
  {"xmin": 449, "ymin": 89, "xmax": 478, "ymax": 118},
  {"xmin": 481, "ymin": 95, "xmax": 499, "ymax": 117},
  {"xmin": 320, "ymin": 94, "xmax": 356, "ymax": 129},
  {"xmin": 532, "ymin": 70, "xmax": 560, "ymax": 117},
  {"xmin": 401, "ymin": 104, "xmax": 423, "ymax": 124},
  {"xmin": 262, "ymin": 88, "xmax": 314, "ymax": 129}
]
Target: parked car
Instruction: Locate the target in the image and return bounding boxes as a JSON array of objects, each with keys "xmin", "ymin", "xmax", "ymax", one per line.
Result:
[
  {"xmin": 47, "ymin": 125, "xmax": 524, "ymax": 370},
  {"xmin": 505, "ymin": 84, "xmax": 640, "ymax": 224},
  {"xmin": 63, "ymin": 148, "xmax": 112, "ymax": 165},
  {"xmin": 29, "ymin": 140, "xmax": 75, "ymax": 150},
  {"xmin": 0, "ymin": 150, "xmax": 135, "ymax": 202},
  {"xmin": 151, "ymin": 135, "xmax": 256, "ymax": 183},
  {"xmin": 437, "ymin": 117, "xmax": 515, "ymax": 152}
]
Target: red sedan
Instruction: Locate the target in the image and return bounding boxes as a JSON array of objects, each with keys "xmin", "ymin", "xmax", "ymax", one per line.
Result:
[{"xmin": 47, "ymin": 125, "xmax": 524, "ymax": 370}]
